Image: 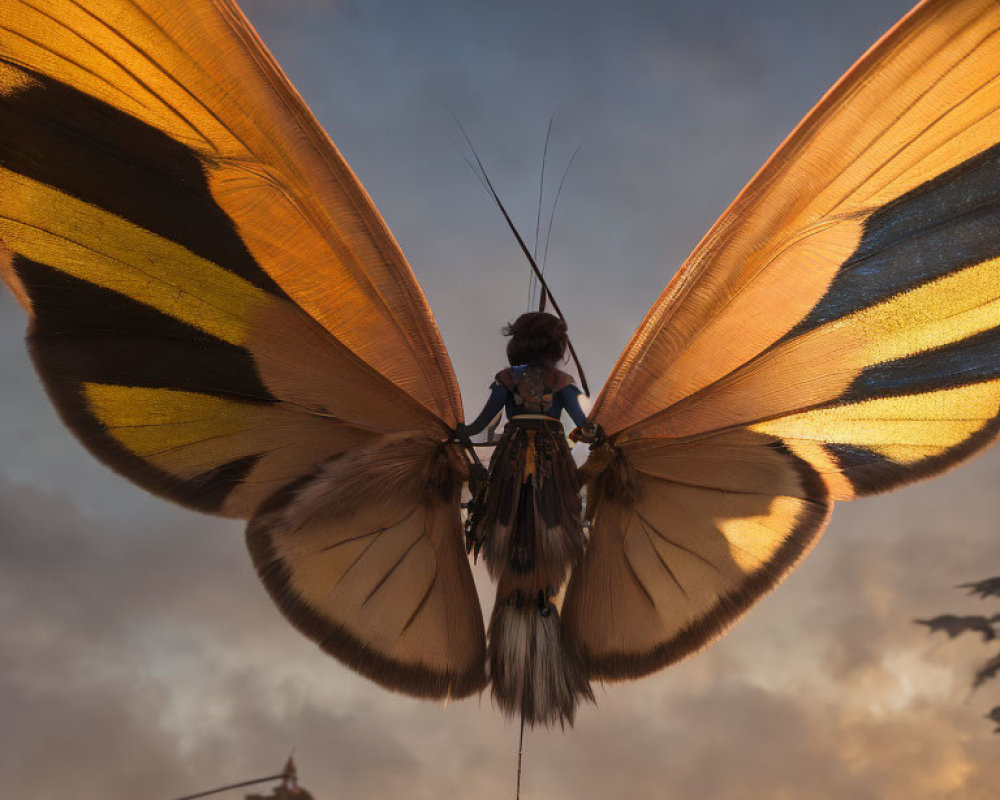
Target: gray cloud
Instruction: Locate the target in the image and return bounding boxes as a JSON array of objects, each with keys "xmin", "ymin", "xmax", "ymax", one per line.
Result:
[{"xmin": 1, "ymin": 456, "xmax": 998, "ymax": 798}]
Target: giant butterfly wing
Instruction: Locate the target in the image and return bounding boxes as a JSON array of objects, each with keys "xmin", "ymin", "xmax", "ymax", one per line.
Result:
[
  {"xmin": 564, "ymin": 0, "xmax": 1000, "ymax": 679},
  {"xmin": 0, "ymin": 0, "xmax": 485, "ymax": 697}
]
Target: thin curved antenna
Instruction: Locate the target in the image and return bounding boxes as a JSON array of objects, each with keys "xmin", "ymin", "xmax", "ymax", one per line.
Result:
[
  {"xmin": 530, "ymin": 116, "xmax": 555, "ymax": 310},
  {"xmin": 451, "ymin": 117, "xmax": 590, "ymax": 395},
  {"xmin": 541, "ymin": 143, "xmax": 582, "ymax": 273},
  {"xmin": 449, "ymin": 135, "xmax": 492, "ymax": 195}
]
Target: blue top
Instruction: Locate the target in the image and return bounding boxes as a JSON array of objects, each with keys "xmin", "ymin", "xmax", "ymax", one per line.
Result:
[{"xmin": 463, "ymin": 365, "xmax": 589, "ymax": 435}]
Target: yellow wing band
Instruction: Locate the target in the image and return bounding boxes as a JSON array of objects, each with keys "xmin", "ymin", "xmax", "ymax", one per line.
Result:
[{"xmin": 0, "ymin": 168, "xmax": 269, "ymax": 345}]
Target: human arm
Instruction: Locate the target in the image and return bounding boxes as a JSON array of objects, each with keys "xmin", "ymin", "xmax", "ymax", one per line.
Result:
[
  {"xmin": 455, "ymin": 383, "xmax": 507, "ymax": 437},
  {"xmin": 559, "ymin": 385, "xmax": 604, "ymax": 445},
  {"xmin": 558, "ymin": 385, "xmax": 589, "ymax": 428}
]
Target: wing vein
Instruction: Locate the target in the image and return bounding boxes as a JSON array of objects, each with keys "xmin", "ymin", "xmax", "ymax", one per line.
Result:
[
  {"xmin": 637, "ymin": 515, "xmax": 689, "ymax": 600},
  {"xmin": 363, "ymin": 515, "xmax": 425, "ymax": 606}
]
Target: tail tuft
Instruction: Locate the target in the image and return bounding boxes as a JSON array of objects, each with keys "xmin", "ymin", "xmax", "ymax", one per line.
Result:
[{"xmin": 488, "ymin": 596, "xmax": 594, "ymax": 727}]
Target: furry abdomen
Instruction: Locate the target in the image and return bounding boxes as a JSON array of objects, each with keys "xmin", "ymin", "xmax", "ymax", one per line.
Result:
[{"xmin": 474, "ymin": 419, "xmax": 593, "ymax": 726}]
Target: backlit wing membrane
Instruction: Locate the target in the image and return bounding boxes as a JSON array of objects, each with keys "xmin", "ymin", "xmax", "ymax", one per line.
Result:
[
  {"xmin": 566, "ymin": 0, "xmax": 1000, "ymax": 680},
  {"xmin": 248, "ymin": 435, "xmax": 487, "ymax": 697},
  {"xmin": 0, "ymin": 0, "xmax": 483, "ymax": 697},
  {"xmin": 0, "ymin": 0, "xmax": 463, "ymax": 516},
  {"xmin": 564, "ymin": 432, "xmax": 830, "ymax": 677},
  {"xmin": 1, "ymin": 0, "xmax": 459, "ymax": 424}
]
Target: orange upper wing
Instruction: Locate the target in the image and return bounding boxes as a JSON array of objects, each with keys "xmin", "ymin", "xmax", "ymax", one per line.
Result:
[
  {"xmin": 4, "ymin": 0, "xmax": 458, "ymax": 425},
  {"xmin": 564, "ymin": 0, "xmax": 1000, "ymax": 679},
  {"xmin": 0, "ymin": 0, "xmax": 484, "ymax": 697}
]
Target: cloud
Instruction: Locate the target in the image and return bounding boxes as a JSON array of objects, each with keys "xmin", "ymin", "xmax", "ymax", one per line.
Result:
[{"xmin": 2, "ymin": 450, "xmax": 998, "ymax": 799}]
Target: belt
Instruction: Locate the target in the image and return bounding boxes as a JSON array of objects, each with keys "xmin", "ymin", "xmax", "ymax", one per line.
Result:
[{"xmin": 507, "ymin": 414, "xmax": 564, "ymax": 432}]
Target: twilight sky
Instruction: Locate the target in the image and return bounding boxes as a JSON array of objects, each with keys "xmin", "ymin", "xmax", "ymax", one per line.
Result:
[{"xmin": 1, "ymin": 1, "xmax": 999, "ymax": 798}]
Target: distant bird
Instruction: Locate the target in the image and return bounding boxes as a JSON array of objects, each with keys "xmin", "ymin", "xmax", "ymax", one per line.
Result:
[
  {"xmin": 973, "ymin": 653, "xmax": 1000, "ymax": 690},
  {"xmin": 959, "ymin": 577, "xmax": 1000, "ymax": 599},
  {"xmin": 986, "ymin": 706, "xmax": 1000, "ymax": 733},
  {"xmin": 915, "ymin": 615, "xmax": 997, "ymax": 643}
]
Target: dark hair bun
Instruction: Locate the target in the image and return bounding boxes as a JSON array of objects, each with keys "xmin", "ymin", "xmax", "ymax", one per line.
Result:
[{"xmin": 503, "ymin": 311, "xmax": 569, "ymax": 366}]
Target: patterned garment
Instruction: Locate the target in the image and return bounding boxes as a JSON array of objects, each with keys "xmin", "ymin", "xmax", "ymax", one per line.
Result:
[{"xmin": 464, "ymin": 367, "xmax": 593, "ymax": 726}]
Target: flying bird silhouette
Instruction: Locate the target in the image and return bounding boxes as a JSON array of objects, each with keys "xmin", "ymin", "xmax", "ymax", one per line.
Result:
[
  {"xmin": 986, "ymin": 706, "xmax": 1000, "ymax": 733},
  {"xmin": 973, "ymin": 653, "xmax": 1000, "ymax": 691},
  {"xmin": 914, "ymin": 615, "xmax": 997, "ymax": 643},
  {"xmin": 960, "ymin": 577, "xmax": 1000, "ymax": 600}
]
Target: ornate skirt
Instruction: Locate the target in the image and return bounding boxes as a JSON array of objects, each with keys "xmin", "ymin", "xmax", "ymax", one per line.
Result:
[
  {"xmin": 470, "ymin": 415, "xmax": 584, "ymax": 597},
  {"xmin": 468, "ymin": 415, "xmax": 593, "ymax": 725}
]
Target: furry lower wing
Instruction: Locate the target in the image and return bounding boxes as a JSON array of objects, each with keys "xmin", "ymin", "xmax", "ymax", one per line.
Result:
[
  {"xmin": 563, "ymin": 433, "xmax": 832, "ymax": 681},
  {"xmin": 246, "ymin": 433, "xmax": 487, "ymax": 698}
]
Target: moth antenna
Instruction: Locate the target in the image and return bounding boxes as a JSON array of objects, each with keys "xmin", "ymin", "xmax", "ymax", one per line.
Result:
[
  {"xmin": 448, "ymin": 134, "xmax": 492, "ymax": 196},
  {"xmin": 450, "ymin": 115, "xmax": 590, "ymax": 395},
  {"xmin": 542, "ymin": 143, "xmax": 582, "ymax": 273},
  {"xmin": 539, "ymin": 141, "xmax": 581, "ymax": 314},
  {"xmin": 530, "ymin": 115, "xmax": 555, "ymax": 310}
]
